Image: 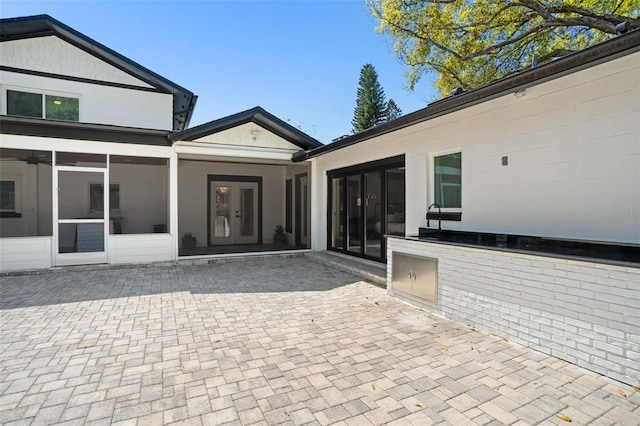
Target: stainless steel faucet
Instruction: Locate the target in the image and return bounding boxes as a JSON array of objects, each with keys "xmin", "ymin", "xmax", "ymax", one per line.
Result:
[{"xmin": 427, "ymin": 203, "xmax": 442, "ymax": 231}]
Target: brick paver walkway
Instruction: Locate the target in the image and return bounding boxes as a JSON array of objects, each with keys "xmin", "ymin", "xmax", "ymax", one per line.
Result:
[{"xmin": 1, "ymin": 256, "xmax": 638, "ymax": 425}]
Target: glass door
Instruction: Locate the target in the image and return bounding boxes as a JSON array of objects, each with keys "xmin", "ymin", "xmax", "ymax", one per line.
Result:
[
  {"xmin": 329, "ymin": 177, "xmax": 344, "ymax": 250},
  {"xmin": 347, "ymin": 175, "xmax": 362, "ymax": 254},
  {"xmin": 55, "ymin": 167, "xmax": 108, "ymax": 266},
  {"xmin": 327, "ymin": 156, "xmax": 405, "ymax": 262},
  {"xmin": 364, "ymin": 170, "xmax": 382, "ymax": 258},
  {"xmin": 210, "ymin": 181, "xmax": 259, "ymax": 245}
]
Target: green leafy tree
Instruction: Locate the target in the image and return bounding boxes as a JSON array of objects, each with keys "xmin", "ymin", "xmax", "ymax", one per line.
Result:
[
  {"xmin": 352, "ymin": 64, "xmax": 389, "ymax": 132},
  {"xmin": 386, "ymin": 98, "xmax": 403, "ymax": 120},
  {"xmin": 368, "ymin": 0, "xmax": 640, "ymax": 95}
]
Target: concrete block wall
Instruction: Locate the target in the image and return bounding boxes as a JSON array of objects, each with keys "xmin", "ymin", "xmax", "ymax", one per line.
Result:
[{"xmin": 387, "ymin": 237, "xmax": 640, "ymax": 386}]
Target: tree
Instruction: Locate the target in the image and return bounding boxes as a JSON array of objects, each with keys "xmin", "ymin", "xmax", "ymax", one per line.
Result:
[
  {"xmin": 368, "ymin": 0, "xmax": 640, "ymax": 96},
  {"xmin": 386, "ymin": 98, "xmax": 403, "ymax": 120},
  {"xmin": 352, "ymin": 64, "xmax": 388, "ymax": 132}
]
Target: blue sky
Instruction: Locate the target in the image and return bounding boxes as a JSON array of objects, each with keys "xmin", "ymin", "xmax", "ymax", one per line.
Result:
[{"xmin": 1, "ymin": 0, "xmax": 437, "ymax": 143}]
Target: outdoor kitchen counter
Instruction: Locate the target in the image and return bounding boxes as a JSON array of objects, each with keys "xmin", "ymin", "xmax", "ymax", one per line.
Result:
[{"xmin": 387, "ymin": 231, "xmax": 640, "ymax": 268}]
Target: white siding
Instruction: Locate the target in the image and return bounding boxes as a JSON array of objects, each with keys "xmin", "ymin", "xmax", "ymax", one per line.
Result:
[
  {"xmin": 0, "ymin": 237, "xmax": 52, "ymax": 271},
  {"xmin": 311, "ymin": 52, "xmax": 640, "ymax": 249},
  {"xmin": 192, "ymin": 122, "xmax": 302, "ymax": 151},
  {"xmin": 108, "ymin": 234, "xmax": 174, "ymax": 264},
  {"xmin": 1, "ymin": 36, "xmax": 154, "ymax": 88},
  {"xmin": 0, "ymin": 71, "xmax": 173, "ymax": 130}
]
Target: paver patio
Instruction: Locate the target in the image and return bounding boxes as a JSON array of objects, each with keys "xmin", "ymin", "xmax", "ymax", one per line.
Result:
[{"xmin": 0, "ymin": 256, "xmax": 638, "ymax": 425}]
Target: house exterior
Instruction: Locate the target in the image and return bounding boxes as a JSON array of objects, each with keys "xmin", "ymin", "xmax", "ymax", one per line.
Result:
[
  {"xmin": 295, "ymin": 31, "xmax": 640, "ymax": 385},
  {"xmin": 0, "ymin": 15, "xmax": 318, "ymax": 271},
  {"xmin": 1, "ymin": 15, "xmax": 638, "ymax": 384}
]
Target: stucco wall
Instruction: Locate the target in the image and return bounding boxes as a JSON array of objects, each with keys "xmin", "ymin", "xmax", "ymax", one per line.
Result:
[
  {"xmin": 178, "ymin": 160, "xmax": 286, "ymax": 248},
  {"xmin": 310, "ymin": 52, "xmax": 640, "ymax": 250}
]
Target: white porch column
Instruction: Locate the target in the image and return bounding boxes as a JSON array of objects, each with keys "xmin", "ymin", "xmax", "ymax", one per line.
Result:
[{"xmin": 309, "ymin": 158, "xmax": 325, "ymax": 252}]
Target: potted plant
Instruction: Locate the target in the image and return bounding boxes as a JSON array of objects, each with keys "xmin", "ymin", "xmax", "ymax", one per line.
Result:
[
  {"xmin": 273, "ymin": 225, "xmax": 287, "ymax": 245},
  {"xmin": 182, "ymin": 232, "xmax": 196, "ymax": 249}
]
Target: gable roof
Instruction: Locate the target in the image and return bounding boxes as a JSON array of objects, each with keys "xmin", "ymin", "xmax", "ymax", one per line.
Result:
[
  {"xmin": 0, "ymin": 14, "xmax": 197, "ymax": 131},
  {"xmin": 295, "ymin": 29, "xmax": 640, "ymax": 162},
  {"xmin": 170, "ymin": 106, "xmax": 323, "ymax": 151}
]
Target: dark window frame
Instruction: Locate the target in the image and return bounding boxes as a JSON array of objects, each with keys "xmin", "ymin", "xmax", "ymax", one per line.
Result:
[
  {"xmin": 285, "ymin": 179, "xmax": 292, "ymax": 233},
  {"xmin": 6, "ymin": 89, "xmax": 79, "ymax": 122}
]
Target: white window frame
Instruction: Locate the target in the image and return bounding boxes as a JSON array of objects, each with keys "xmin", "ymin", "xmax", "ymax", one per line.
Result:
[
  {"xmin": 0, "ymin": 175, "xmax": 21, "ymax": 214},
  {"xmin": 430, "ymin": 149, "xmax": 462, "ymax": 213},
  {"xmin": 2, "ymin": 86, "xmax": 81, "ymax": 121}
]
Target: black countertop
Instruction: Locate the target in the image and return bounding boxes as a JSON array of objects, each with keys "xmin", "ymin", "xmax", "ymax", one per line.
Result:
[{"xmin": 388, "ymin": 229, "xmax": 640, "ymax": 268}]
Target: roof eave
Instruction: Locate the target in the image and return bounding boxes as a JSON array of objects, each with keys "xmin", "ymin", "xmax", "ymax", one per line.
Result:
[
  {"xmin": 1, "ymin": 14, "xmax": 197, "ymax": 132},
  {"xmin": 304, "ymin": 29, "xmax": 640, "ymax": 160},
  {"xmin": 171, "ymin": 106, "xmax": 323, "ymax": 151}
]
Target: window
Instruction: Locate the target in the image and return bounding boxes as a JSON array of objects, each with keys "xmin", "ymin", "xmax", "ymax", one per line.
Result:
[
  {"xmin": 89, "ymin": 183, "xmax": 120, "ymax": 213},
  {"xmin": 0, "ymin": 180, "xmax": 17, "ymax": 212},
  {"xmin": 7, "ymin": 90, "xmax": 79, "ymax": 121},
  {"xmin": 434, "ymin": 152, "xmax": 462, "ymax": 209}
]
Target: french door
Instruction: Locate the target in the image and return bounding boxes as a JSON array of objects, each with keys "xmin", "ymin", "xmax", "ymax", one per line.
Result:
[
  {"xmin": 209, "ymin": 178, "xmax": 260, "ymax": 245},
  {"xmin": 54, "ymin": 166, "xmax": 108, "ymax": 266}
]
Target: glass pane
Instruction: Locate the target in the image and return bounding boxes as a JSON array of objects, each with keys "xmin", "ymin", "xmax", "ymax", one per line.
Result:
[
  {"xmin": 7, "ymin": 90, "xmax": 42, "ymax": 118},
  {"xmin": 45, "ymin": 95, "xmax": 79, "ymax": 121},
  {"xmin": 0, "ymin": 181, "xmax": 16, "ymax": 211},
  {"xmin": 0, "ymin": 149, "xmax": 53, "ymax": 237},
  {"xmin": 386, "ymin": 167, "xmax": 406, "ymax": 236},
  {"xmin": 434, "ymin": 152, "xmax": 462, "ymax": 208},
  {"xmin": 214, "ymin": 186, "xmax": 231, "ymax": 238},
  {"xmin": 240, "ymin": 188, "xmax": 254, "ymax": 237},
  {"xmin": 347, "ymin": 175, "xmax": 362, "ymax": 254},
  {"xmin": 330, "ymin": 177, "xmax": 344, "ymax": 249},
  {"xmin": 59, "ymin": 223, "xmax": 104, "ymax": 253},
  {"xmin": 58, "ymin": 171, "xmax": 105, "ymax": 220},
  {"xmin": 110, "ymin": 156, "xmax": 169, "ymax": 234},
  {"xmin": 364, "ymin": 171, "xmax": 382, "ymax": 258},
  {"xmin": 56, "ymin": 152, "xmax": 106, "ymax": 168}
]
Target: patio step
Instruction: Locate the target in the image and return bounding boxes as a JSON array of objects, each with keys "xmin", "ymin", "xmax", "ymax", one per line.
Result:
[{"xmin": 306, "ymin": 251, "xmax": 387, "ymax": 287}]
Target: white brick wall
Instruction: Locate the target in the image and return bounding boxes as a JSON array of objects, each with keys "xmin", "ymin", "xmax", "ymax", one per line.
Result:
[{"xmin": 387, "ymin": 237, "xmax": 640, "ymax": 385}]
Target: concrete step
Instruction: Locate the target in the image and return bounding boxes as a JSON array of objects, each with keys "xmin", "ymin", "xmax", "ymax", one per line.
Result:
[{"xmin": 305, "ymin": 251, "xmax": 387, "ymax": 287}]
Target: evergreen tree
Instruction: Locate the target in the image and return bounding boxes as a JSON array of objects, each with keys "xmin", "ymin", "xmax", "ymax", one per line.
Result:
[
  {"xmin": 352, "ymin": 64, "xmax": 388, "ymax": 133},
  {"xmin": 385, "ymin": 98, "xmax": 402, "ymax": 121}
]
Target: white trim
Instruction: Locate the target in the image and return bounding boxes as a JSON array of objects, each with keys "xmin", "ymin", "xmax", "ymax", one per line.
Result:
[
  {"xmin": 429, "ymin": 148, "xmax": 463, "ymax": 213},
  {"xmin": 58, "ymin": 219, "xmax": 104, "ymax": 224},
  {"xmin": 174, "ymin": 142, "xmax": 296, "ymax": 162},
  {"xmin": 54, "ymin": 166, "xmax": 108, "ymax": 266}
]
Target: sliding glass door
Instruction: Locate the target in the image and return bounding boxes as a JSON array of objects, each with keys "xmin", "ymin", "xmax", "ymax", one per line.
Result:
[{"xmin": 328, "ymin": 156, "xmax": 405, "ymax": 262}]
